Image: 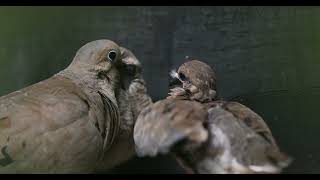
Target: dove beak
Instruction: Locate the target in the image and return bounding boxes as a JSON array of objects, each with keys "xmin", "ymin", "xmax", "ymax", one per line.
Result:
[
  {"xmin": 169, "ymin": 75, "xmax": 183, "ymax": 88},
  {"xmin": 118, "ymin": 46, "xmax": 143, "ymax": 90},
  {"xmin": 119, "ymin": 46, "xmax": 142, "ymax": 77}
]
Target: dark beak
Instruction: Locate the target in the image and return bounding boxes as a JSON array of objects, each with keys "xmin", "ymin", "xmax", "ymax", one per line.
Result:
[
  {"xmin": 119, "ymin": 46, "xmax": 142, "ymax": 77},
  {"xmin": 119, "ymin": 63, "xmax": 139, "ymax": 76},
  {"xmin": 169, "ymin": 76, "xmax": 182, "ymax": 88},
  {"xmin": 118, "ymin": 46, "xmax": 143, "ymax": 90}
]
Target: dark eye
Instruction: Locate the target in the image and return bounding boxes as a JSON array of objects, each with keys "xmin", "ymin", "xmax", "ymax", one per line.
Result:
[
  {"xmin": 108, "ymin": 50, "xmax": 117, "ymax": 62},
  {"xmin": 179, "ymin": 72, "xmax": 187, "ymax": 81}
]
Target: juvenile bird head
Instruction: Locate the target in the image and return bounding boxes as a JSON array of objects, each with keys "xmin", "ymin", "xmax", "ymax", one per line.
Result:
[{"xmin": 168, "ymin": 60, "xmax": 217, "ymax": 102}]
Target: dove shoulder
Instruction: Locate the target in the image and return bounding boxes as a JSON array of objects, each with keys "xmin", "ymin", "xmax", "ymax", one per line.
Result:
[{"xmin": 0, "ymin": 75, "xmax": 105, "ymax": 173}]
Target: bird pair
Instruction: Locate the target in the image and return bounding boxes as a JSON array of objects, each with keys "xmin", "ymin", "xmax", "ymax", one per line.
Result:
[
  {"xmin": 133, "ymin": 60, "xmax": 292, "ymax": 174},
  {"xmin": 0, "ymin": 38, "xmax": 292, "ymax": 174}
]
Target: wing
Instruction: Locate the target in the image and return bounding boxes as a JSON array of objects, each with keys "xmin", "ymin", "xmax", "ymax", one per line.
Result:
[
  {"xmin": 133, "ymin": 99, "xmax": 208, "ymax": 157},
  {"xmin": 98, "ymin": 91, "xmax": 120, "ymax": 152},
  {"xmin": 219, "ymin": 101, "xmax": 277, "ymax": 147},
  {"xmin": 206, "ymin": 102, "xmax": 291, "ymax": 174},
  {"xmin": 0, "ymin": 76, "xmax": 104, "ymax": 173}
]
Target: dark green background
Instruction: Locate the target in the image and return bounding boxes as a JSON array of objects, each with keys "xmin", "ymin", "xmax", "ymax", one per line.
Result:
[{"xmin": 0, "ymin": 6, "xmax": 318, "ymax": 173}]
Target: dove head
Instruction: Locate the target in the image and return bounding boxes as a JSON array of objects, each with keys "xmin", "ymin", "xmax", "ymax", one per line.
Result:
[
  {"xmin": 62, "ymin": 39, "xmax": 123, "ymax": 103},
  {"xmin": 70, "ymin": 39, "xmax": 121, "ymax": 75},
  {"xmin": 169, "ymin": 60, "xmax": 217, "ymax": 102}
]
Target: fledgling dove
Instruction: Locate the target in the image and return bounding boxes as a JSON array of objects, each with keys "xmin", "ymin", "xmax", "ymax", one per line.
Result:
[
  {"xmin": 134, "ymin": 60, "xmax": 291, "ymax": 174},
  {"xmin": 0, "ymin": 39, "xmax": 145, "ymax": 173}
]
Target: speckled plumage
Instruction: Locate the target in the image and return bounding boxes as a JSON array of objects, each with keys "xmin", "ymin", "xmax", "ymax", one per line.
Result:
[
  {"xmin": 134, "ymin": 60, "xmax": 291, "ymax": 174},
  {"xmin": 168, "ymin": 60, "xmax": 217, "ymax": 102}
]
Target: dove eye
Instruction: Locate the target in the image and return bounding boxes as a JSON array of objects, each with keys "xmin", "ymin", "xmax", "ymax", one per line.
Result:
[{"xmin": 107, "ymin": 50, "xmax": 117, "ymax": 62}]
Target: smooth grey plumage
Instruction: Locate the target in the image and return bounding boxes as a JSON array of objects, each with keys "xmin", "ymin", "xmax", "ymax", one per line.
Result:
[{"xmin": 0, "ymin": 40, "xmax": 149, "ymax": 173}]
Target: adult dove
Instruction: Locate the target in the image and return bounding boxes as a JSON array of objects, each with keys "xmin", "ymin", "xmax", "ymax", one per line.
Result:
[
  {"xmin": 0, "ymin": 39, "xmax": 147, "ymax": 173},
  {"xmin": 134, "ymin": 60, "xmax": 291, "ymax": 174}
]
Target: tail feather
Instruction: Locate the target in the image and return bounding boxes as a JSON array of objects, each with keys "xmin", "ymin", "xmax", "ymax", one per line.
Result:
[
  {"xmin": 267, "ymin": 149, "xmax": 293, "ymax": 169},
  {"xmin": 248, "ymin": 150, "xmax": 292, "ymax": 174}
]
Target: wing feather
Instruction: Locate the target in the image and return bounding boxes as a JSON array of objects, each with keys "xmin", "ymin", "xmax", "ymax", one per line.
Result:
[{"xmin": 133, "ymin": 99, "xmax": 208, "ymax": 157}]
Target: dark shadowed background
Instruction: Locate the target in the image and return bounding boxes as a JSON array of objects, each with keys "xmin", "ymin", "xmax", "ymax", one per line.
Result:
[{"xmin": 0, "ymin": 6, "xmax": 319, "ymax": 174}]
